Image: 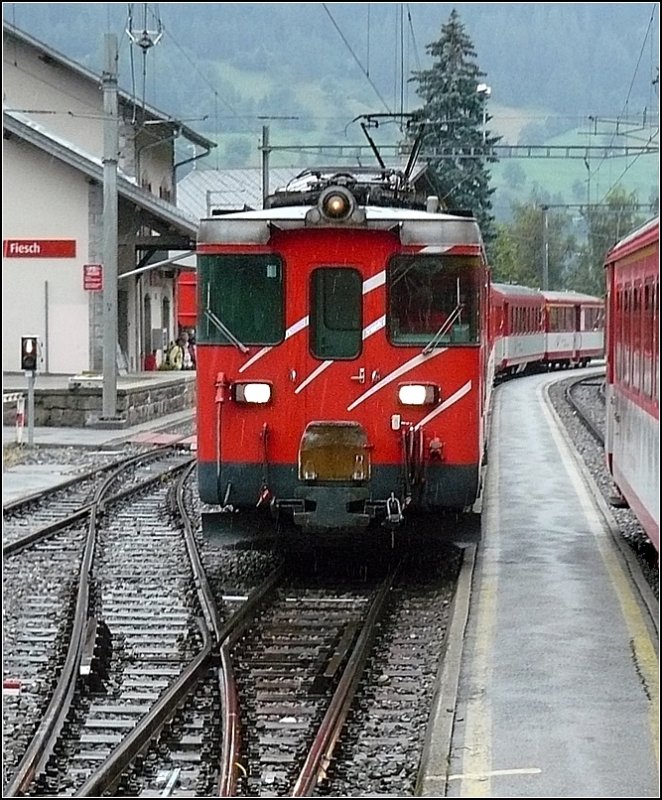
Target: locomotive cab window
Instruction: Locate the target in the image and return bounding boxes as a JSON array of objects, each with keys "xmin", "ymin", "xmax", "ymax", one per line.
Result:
[
  {"xmin": 198, "ymin": 254, "xmax": 284, "ymax": 346},
  {"xmin": 310, "ymin": 267, "xmax": 362, "ymax": 359},
  {"xmin": 388, "ymin": 255, "xmax": 481, "ymax": 346}
]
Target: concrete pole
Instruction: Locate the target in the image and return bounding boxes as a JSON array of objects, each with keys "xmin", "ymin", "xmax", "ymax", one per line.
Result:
[
  {"xmin": 27, "ymin": 372, "xmax": 35, "ymax": 446},
  {"xmin": 541, "ymin": 205, "xmax": 549, "ymax": 290},
  {"xmin": 261, "ymin": 125, "xmax": 270, "ymax": 208},
  {"xmin": 102, "ymin": 34, "xmax": 119, "ymax": 419}
]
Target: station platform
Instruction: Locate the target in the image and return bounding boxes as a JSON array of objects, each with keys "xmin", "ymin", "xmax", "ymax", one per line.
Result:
[
  {"xmin": 2, "ymin": 370, "xmax": 195, "ymax": 429},
  {"xmin": 419, "ymin": 369, "xmax": 659, "ymax": 798}
]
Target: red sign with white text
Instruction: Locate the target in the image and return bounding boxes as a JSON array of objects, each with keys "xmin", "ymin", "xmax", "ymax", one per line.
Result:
[
  {"xmin": 3, "ymin": 239, "xmax": 77, "ymax": 258},
  {"xmin": 83, "ymin": 264, "xmax": 103, "ymax": 291}
]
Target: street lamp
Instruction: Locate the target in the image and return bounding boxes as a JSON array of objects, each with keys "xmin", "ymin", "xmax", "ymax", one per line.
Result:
[{"xmin": 477, "ymin": 83, "xmax": 492, "ymax": 144}]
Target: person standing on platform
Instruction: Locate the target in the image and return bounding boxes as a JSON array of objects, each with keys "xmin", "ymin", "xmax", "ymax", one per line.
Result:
[
  {"xmin": 180, "ymin": 331, "xmax": 194, "ymax": 370},
  {"xmin": 166, "ymin": 338, "xmax": 184, "ymax": 370}
]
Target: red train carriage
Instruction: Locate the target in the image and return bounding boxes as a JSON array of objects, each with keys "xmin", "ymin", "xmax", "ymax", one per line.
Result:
[
  {"xmin": 176, "ymin": 269, "xmax": 197, "ymax": 332},
  {"xmin": 488, "ymin": 285, "xmax": 603, "ymax": 378},
  {"xmin": 604, "ymin": 216, "xmax": 659, "ymax": 554},
  {"xmin": 541, "ymin": 290, "xmax": 604, "ymax": 369},
  {"xmin": 195, "ymin": 170, "xmax": 491, "ymax": 535},
  {"xmin": 489, "ymin": 283, "xmax": 545, "ymax": 378}
]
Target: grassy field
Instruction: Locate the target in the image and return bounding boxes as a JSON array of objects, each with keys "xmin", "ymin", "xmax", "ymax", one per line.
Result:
[{"xmin": 488, "ymin": 118, "xmax": 659, "ymax": 221}]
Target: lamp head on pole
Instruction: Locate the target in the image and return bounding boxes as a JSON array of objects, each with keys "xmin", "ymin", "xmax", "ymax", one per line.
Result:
[{"xmin": 476, "ymin": 84, "xmax": 492, "ymax": 144}]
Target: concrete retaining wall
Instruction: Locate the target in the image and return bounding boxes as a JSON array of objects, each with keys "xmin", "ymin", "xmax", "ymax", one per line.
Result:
[{"xmin": 3, "ymin": 375, "xmax": 196, "ymax": 428}]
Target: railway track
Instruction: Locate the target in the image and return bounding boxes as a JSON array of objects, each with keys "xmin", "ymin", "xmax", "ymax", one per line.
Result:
[
  {"xmin": 3, "ymin": 444, "xmax": 193, "ymax": 555},
  {"xmin": 10, "ymin": 372, "xmax": 645, "ymax": 796},
  {"xmin": 4, "ymin": 449, "xmax": 200, "ymax": 796},
  {"xmin": 565, "ymin": 371, "xmax": 606, "ymax": 446},
  {"xmin": 4, "ymin": 458, "xmax": 462, "ymax": 798}
]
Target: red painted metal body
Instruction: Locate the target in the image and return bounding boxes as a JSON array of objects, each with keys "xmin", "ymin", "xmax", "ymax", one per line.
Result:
[
  {"xmin": 604, "ymin": 216, "xmax": 659, "ymax": 554},
  {"xmin": 198, "ymin": 230, "xmax": 484, "ymax": 468},
  {"xmin": 191, "ymin": 171, "xmax": 605, "ymax": 539},
  {"xmin": 176, "ymin": 270, "xmax": 197, "ymax": 331},
  {"xmin": 195, "ymin": 181, "xmax": 490, "ymax": 534}
]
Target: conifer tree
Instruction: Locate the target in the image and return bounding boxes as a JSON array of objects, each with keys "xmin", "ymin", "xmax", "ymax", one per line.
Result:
[{"xmin": 410, "ymin": 9, "xmax": 499, "ymax": 248}]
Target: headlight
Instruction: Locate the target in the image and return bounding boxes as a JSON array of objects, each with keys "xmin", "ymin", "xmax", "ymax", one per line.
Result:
[
  {"xmin": 233, "ymin": 382, "xmax": 272, "ymax": 404},
  {"xmin": 321, "ymin": 187, "xmax": 353, "ymax": 219},
  {"xmin": 397, "ymin": 383, "xmax": 439, "ymax": 405}
]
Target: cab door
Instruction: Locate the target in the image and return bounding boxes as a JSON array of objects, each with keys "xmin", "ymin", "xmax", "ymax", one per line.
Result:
[
  {"xmin": 302, "ymin": 266, "xmax": 370, "ymax": 481},
  {"xmin": 309, "ymin": 267, "xmax": 363, "ymax": 368}
]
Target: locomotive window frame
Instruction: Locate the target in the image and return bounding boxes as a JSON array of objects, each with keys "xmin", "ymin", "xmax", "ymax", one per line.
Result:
[
  {"xmin": 387, "ymin": 254, "xmax": 481, "ymax": 346},
  {"xmin": 309, "ymin": 267, "xmax": 362, "ymax": 360},
  {"xmin": 197, "ymin": 253, "xmax": 285, "ymax": 346}
]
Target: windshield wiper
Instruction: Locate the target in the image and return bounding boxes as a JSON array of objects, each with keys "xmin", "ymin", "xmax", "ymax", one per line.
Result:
[
  {"xmin": 422, "ymin": 304, "xmax": 464, "ymax": 354},
  {"xmin": 204, "ymin": 307, "xmax": 249, "ymax": 354}
]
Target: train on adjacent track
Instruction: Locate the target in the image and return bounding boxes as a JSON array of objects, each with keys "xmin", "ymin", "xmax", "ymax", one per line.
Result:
[
  {"xmin": 193, "ymin": 167, "xmax": 604, "ymax": 540},
  {"xmin": 603, "ymin": 215, "xmax": 659, "ymax": 556}
]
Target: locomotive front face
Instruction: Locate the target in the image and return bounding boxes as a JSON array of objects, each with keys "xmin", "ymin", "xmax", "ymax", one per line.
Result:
[{"xmin": 195, "ymin": 189, "xmax": 488, "ymax": 534}]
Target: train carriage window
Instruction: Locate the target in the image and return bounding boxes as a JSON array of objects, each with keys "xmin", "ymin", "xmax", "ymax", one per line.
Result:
[
  {"xmin": 388, "ymin": 255, "xmax": 481, "ymax": 346},
  {"xmin": 310, "ymin": 267, "xmax": 362, "ymax": 359},
  {"xmin": 643, "ymin": 282, "xmax": 653, "ymax": 398},
  {"xmin": 623, "ymin": 287, "xmax": 631, "ymax": 386},
  {"xmin": 549, "ymin": 307, "xmax": 559, "ymax": 332},
  {"xmin": 585, "ymin": 306, "xmax": 603, "ymax": 331},
  {"xmin": 654, "ymin": 279, "xmax": 659, "ymax": 405},
  {"xmin": 633, "ymin": 284, "xmax": 642, "ymax": 392},
  {"xmin": 197, "ymin": 254, "xmax": 284, "ymax": 345}
]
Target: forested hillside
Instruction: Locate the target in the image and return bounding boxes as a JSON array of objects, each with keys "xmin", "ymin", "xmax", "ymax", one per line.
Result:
[
  {"xmin": 5, "ymin": 3, "xmax": 657, "ymax": 126},
  {"xmin": 4, "ymin": 2, "xmax": 658, "ymax": 218}
]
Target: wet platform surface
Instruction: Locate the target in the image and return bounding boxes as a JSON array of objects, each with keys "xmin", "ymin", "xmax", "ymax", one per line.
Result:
[{"xmin": 420, "ymin": 370, "xmax": 658, "ymax": 798}]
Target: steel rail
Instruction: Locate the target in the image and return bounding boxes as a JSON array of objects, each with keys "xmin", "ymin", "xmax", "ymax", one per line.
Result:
[
  {"xmin": 3, "ymin": 455, "xmax": 193, "ymax": 796},
  {"xmin": 290, "ymin": 560, "xmax": 402, "ymax": 796}
]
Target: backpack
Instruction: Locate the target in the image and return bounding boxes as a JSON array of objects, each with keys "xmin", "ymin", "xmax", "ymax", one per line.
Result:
[{"xmin": 165, "ymin": 342, "xmax": 183, "ymax": 369}]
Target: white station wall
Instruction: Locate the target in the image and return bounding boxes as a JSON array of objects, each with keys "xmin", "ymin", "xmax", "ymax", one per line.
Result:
[{"xmin": 3, "ymin": 139, "xmax": 91, "ymax": 374}]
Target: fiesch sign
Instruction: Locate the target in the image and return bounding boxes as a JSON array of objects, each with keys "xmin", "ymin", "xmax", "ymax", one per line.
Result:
[{"xmin": 3, "ymin": 239, "xmax": 77, "ymax": 258}]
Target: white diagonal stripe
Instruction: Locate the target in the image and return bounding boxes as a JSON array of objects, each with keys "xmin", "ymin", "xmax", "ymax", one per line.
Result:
[
  {"xmin": 239, "ymin": 315, "xmax": 309, "ymax": 372},
  {"xmin": 347, "ymin": 348, "xmax": 448, "ymax": 411},
  {"xmin": 295, "ymin": 360, "xmax": 333, "ymax": 394},
  {"xmin": 413, "ymin": 381, "xmax": 473, "ymax": 430}
]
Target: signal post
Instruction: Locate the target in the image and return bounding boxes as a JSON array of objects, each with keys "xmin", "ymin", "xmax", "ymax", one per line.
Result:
[{"xmin": 20, "ymin": 335, "xmax": 39, "ymax": 446}]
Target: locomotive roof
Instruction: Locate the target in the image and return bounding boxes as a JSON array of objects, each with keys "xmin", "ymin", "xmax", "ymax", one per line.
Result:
[
  {"xmin": 604, "ymin": 215, "xmax": 659, "ymax": 263},
  {"xmin": 202, "ymin": 204, "xmax": 474, "ymax": 223},
  {"xmin": 491, "ymin": 282, "xmax": 543, "ymax": 297},
  {"xmin": 198, "ymin": 167, "xmax": 486, "ymax": 248},
  {"xmin": 541, "ymin": 290, "xmax": 604, "ymax": 303},
  {"xmin": 198, "ymin": 202, "xmax": 485, "ymax": 249}
]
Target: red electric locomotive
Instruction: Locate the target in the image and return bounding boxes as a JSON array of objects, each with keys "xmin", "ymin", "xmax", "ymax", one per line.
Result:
[
  {"xmin": 195, "ymin": 168, "xmax": 491, "ymax": 537},
  {"xmin": 604, "ymin": 216, "xmax": 659, "ymax": 555}
]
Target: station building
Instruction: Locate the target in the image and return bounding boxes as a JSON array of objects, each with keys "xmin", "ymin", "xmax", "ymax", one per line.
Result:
[{"xmin": 2, "ymin": 22, "xmax": 215, "ymax": 375}]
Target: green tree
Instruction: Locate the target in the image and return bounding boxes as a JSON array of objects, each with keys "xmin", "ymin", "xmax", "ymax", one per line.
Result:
[
  {"xmin": 492, "ymin": 201, "xmax": 577, "ymax": 290},
  {"xmin": 409, "ymin": 9, "xmax": 500, "ymax": 248},
  {"xmin": 566, "ymin": 188, "xmax": 652, "ymax": 295}
]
